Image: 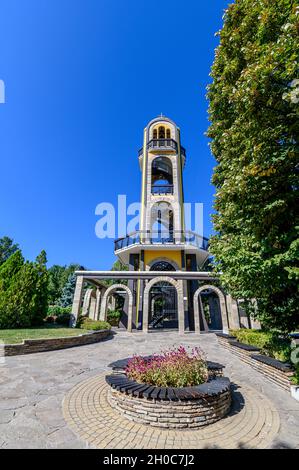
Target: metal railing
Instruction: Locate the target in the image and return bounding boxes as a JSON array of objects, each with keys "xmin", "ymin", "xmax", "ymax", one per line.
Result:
[
  {"xmin": 151, "ymin": 185, "xmax": 174, "ymax": 195},
  {"xmin": 114, "ymin": 230, "xmax": 209, "ymax": 251},
  {"xmin": 138, "ymin": 140, "xmax": 186, "ymax": 159},
  {"xmin": 148, "ymin": 139, "xmax": 177, "ymax": 151}
]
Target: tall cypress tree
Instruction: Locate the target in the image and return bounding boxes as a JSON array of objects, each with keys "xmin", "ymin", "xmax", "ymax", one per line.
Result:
[{"xmin": 207, "ymin": 0, "xmax": 299, "ymax": 332}]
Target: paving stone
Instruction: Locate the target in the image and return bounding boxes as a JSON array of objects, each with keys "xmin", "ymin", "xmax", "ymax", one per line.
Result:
[{"xmin": 1, "ymin": 331, "xmax": 299, "ymax": 448}]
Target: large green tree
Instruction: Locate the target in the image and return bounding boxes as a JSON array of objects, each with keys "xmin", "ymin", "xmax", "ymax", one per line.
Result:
[
  {"xmin": 0, "ymin": 250, "xmax": 49, "ymax": 328},
  {"xmin": 207, "ymin": 0, "xmax": 299, "ymax": 332}
]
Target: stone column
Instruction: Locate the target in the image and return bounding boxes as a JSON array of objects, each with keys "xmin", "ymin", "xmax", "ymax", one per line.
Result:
[
  {"xmin": 89, "ymin": 296, "xmax": 96, "ymax": 319},
  {"xmin": 177, "ymin": 280, "xmax": 185, "ymax": 335},
  {"xmin": 219, "ymin": 296, "xmax": 229, "ymax": 334},
  {"xmin": 142, "ymin": 286, "xmax": 149, "ymax": 333},
  {"xmin": 70, "ymin": 276, "xmax": 84, "ymax": 327},
  {"xmin": 95, "ymin": 288, "xmax": 101, "ymax": 321},
  {"xmin": 194, "ymin": 294, "xmax": 209, "ymax": 334},
  {"xmin": 99, "ymin": 291, "xmax": 107, "ymax": 321},
  {"xmin": 127, "ymin": 293, "xmax": 133, "ymax": 333},
  {"xmin": 82, "ymin": 288, "xmax": 92, "ymax": 317},
  {"xmin": 226, "ymin": 294, "xmax": 240, "ymax": 330}
]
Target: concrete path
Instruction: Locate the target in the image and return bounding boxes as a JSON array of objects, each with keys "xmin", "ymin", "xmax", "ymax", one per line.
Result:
[{"xmin": 0, "ymin": 330, "xmax": 298, "ymax": 449}]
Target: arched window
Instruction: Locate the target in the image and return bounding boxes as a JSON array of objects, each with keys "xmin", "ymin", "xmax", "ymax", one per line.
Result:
[
  {"xmin": 158, "ymin": 126, "xmax": 165, "ymax": 139},
  {"xmin": 166, "ymin": 128, "xmax": 171, "ymax": 139},
  {"xmin": 150, "ymin": 261, "xmax": 176, "ymax": 271},
  {"xmin": 153, "ymin": 129, "xmax": 157, "ymax": 139}
]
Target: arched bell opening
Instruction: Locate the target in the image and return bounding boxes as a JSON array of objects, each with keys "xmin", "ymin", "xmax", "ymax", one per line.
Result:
[
  {"xmin": 151, "ymin": 156, "xmax": 173, "ymax": 195},
  {"xmin": 150, "ymin": 201, "xmax": 174, "ymax": 243}
]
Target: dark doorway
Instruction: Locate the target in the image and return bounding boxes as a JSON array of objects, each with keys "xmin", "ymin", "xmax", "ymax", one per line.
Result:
[
  {"xmin": 200, "ymin": 290, "xmax": 223, "ymax": 331},
  {"xmin": 149, "ymin": 281, "xmax": 178, "ymax": 329}
]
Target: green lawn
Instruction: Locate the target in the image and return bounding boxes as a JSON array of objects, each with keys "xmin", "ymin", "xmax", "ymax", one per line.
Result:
[{"xmin": 0, "ymin": 325, "xmax": 90, "ymax": 344}]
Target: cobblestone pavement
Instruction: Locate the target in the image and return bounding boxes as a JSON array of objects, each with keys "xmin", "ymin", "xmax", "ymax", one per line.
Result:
[{"xmin": 0, "ymin": 330, "xmax": 298, "ymax": 449}]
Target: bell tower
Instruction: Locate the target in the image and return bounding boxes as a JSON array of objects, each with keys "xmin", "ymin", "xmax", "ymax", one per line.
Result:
[
  {"xmin": 139, "ymin": 115, "xmax": 186, "ymax": 242},
  {"xmin": 114, "ymin": 116, "xmax": 209, "ymax": 331}
]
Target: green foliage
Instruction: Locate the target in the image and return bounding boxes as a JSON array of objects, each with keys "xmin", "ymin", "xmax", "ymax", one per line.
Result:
[
  {"xmin": 230, "ymin": 328, "xmax": 292, "ymax": 361},
  {"xmin": 46, "ymin": 306, "xmax": 72, "ymax": 325},
  {"xmin": 48, "ymin": 263, "xmax": 84, "ymax": 305},
  {"xmin": 47, "ymin": 305, "xmax": 71, "ymax": 316},
  {"xmin": 0, "ymin": 236, "xmax": 19, "ymax": 266},
  {"xmin": 58, "ymin": 272, "xmax": 76, "ymax": 307},
  {"xmin": 207, "ymin": 0, "xmax": 299, "ymax": 333},
  {"xmin": 0, "ymin": 250, "xmax": 48, "ymax": 328},
  {"xmin": 103, "ymin": 259, "xmax": 129, "ymax": 287},
  {"xmin": 56, "ymin": 313, "xmax": 71, "ymax": 325},
  {"xmin": 107, "ymin": 310, "xmax": 122, "ymax": 326},
  {"xmin": 79, "ymin": 317, "xmax": 111, "ymax": 331},
  {"xmin": 291, "ymin": 364, "xmax": 299, "ymax": 385}
]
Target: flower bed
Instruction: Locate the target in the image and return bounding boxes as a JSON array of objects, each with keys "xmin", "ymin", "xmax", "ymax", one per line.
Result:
[
  {"xmin": 105, "ymin": 347, "xmax": 232, "ymax": 429},
  {"xmin": 126, "ymin": 346, "xmax": 209, "ymax": 388}
]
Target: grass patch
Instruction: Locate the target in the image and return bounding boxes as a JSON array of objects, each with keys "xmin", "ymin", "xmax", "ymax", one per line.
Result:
[{"xmin": 0, "ymin": 325, "xmax": 91, "ymax": 344}]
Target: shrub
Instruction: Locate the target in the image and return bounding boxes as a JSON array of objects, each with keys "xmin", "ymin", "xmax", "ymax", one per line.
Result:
[
  {"xmin": 230, "ymin": 329, "xmax": 292, "ymax": 362},
  {"xmin": 47, "ymin": 305, "xmax": 71, "ymax": 317},
  {"xmin": 56, "ymin": 313, "xmax": 71, "ymax": 325},
  {"xmin": 44, "ymin": 315, "xmax": 56, "ymax": 324},
  {"xmin": 291, "ymin": 364, "xmax": 299, "ymax": 386},
  {"xmin": 79, "ymin": 317, "xmax": 110, "ymax": 331},
  {"xmin": 126, "ymin": 346, "xmax": 208, "ymax": 388},
  {"xmin": 46, "ymin": 306, "xmax": 72, "ymax": 325},
  {"xmin": 107, "ymin": 310, "xmax": 122, "ymax": 326}
]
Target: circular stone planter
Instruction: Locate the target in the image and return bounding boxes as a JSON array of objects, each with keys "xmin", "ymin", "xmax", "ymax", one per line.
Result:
[{"xmin": 105, "ymin": 373, "xmax": 232, "ymax": 429}]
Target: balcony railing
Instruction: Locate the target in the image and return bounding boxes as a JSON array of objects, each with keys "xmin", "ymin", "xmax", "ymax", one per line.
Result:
[
  {"xmin": 114, "ymin": 230, "xmax": 209, "ymax": 252},
  {"xmin": 148, "ymin": 139, "xmax": 177, "ymax": 151},
  {"xmin": 151, "ymin": 185, "xmax": 174, "ymax": 195},
  {"xmin": 138, "ymin": 140, "xmax": 186, "ymax": 158}
]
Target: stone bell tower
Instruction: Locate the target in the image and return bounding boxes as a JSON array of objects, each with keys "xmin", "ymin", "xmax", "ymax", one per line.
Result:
[
  {"xmin": 138, "ymin": 115, "xmax": 186, "ymax": 241},
  {"xmin": 114, "ymin": 116, "xmax": 209, "ymax": 331}
]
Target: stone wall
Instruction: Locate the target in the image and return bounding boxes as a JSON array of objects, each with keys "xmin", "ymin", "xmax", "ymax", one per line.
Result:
[
  {"xmin": 3, "ymin": 329, "xmax": 111, "ymax": 356},
  {"xmin": 216, "ymin": 333, "xmax": 294, "ymax": 392},
  {"xmin": 108, "ymin": 386, "xmax": 231, "ymax": 429},
  {"xmin": 250, "ymin": 355, "xmax": 294, "ymax": 391}
]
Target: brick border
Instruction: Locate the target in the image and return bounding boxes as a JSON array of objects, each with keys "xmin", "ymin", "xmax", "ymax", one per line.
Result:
[
  {"xmin": 3, "ymin": 329, "xmax": 111, "ymax": 356},
  {"xmin": 62, "ymin": 373, "xmax": 280, "ymax": 448},
  {"xmin": 216, "ymin": 333, "xmax": 294, "ymax": 391},
  {"xmin": 108, "ymin": 382, "xmax": 231, "ymax": 429}
]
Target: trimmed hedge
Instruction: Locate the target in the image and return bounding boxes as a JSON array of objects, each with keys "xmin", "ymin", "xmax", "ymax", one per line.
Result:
[
  {"xmin": 107, "ymin": 310, "xmax": 122, "ymax": 326},
  {"xmin": 79, "ymin": 317, "xmax": 111, "ymax": 331},
  {"xmin": 230, "ymin": 329, "xmax": 292, "ymax": 362}
]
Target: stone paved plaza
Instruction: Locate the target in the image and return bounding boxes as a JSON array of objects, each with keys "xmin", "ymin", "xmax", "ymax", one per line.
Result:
[{"xmin": 0, "ymin": 331, "xmax": 298, "ymax": 449}]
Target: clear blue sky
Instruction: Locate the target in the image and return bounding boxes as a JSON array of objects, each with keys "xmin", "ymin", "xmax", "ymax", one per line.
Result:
[{"xmin": 0, "ymin": 0, "xmax": 229, "ymax": 270}]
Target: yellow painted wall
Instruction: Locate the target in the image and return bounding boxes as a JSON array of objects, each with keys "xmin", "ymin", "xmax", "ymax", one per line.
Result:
[{"xmin": 144, "ymin": 250, "xmax": 181, "ymax": 269}]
